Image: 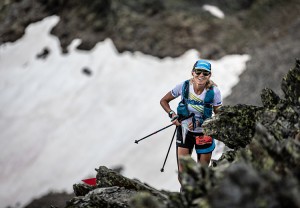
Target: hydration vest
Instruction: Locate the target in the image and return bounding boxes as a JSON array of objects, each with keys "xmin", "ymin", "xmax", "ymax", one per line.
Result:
[{"xmin": 180, "ymin": 80, "xmax": 214, "ymax": 126}]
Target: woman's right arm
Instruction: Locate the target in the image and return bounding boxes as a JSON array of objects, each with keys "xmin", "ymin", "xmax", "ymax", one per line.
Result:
[
  {"xmin": 160, "ymin": 92, "xmax": 180, "ymax": 125},
  {"xmin": 160, "ymin": 92, "xmax": 175, "ymax": 113}
]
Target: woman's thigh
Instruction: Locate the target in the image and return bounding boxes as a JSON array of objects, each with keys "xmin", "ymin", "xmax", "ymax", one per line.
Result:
[
  {"xmin": 177, "ymin": 147, "xmax": 191, "ymax": 156},
  {"xmin": 197, "ymin": 153, "xmax": 212, "ymax": 166},
  {"xmin": 177, "ymin": 147, "xmax": 191, "ymax": 172}
]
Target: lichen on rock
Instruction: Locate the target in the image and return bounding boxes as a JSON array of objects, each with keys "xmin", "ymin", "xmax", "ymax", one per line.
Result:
[{"xmin": 202, "ymin": 104, "xmax": 263, "ymax": 149}]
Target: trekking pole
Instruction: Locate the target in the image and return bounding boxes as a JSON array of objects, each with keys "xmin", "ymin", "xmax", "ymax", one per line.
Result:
[
  {"xmin": 134, "ymin": 123, "xmax": 174, "ymax": 144},
  {"xmin": 160, "ymin": 126, "xmax": 177, "ymax": 172},
  {"xmin": 134, "ymin": 113, "xmax": 195, "ymax": 144}
]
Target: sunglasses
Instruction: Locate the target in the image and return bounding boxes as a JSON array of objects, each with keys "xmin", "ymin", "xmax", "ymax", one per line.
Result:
[{"xmin": 194, "ymin": 69, "xmax": 210, "ymax": 76}]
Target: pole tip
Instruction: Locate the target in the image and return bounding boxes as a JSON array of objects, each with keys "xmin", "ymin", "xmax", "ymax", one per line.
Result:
[
  {"xmin": 160, "ymin": 168, "xmax": 164, "ymax": 172},
  {"xmin": 134, "ymin": 140, "xmax": 138, "ymax": 144}
]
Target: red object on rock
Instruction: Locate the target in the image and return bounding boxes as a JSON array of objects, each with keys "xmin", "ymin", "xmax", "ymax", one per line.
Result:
[{"xmin": 82, "ymin": 178, "xmax": 97, "ymax": 186}]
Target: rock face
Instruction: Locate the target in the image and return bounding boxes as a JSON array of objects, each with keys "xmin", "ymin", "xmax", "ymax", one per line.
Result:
[
  {"xmin": 24, "ymin": 192, "xmax": 75, "ymax": 208},
  {"xmin": 63, "ymin": 59, "xmax": 299, "ymax": 208},
  {"xmin": 0, "ymin": 0, "xmax": 256, "ymax": 57},
  {"xmin": 1, "ymin": 1, "xmax": 300, "ymax": 106},
  {"xmin": 68, "ymin": 166, "xmax": 170, "ymax": 208}
]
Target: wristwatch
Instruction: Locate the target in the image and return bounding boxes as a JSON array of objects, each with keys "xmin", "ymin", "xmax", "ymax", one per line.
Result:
[{"xmin": 168, "ymin": 110, "xmax": 175, "ymax": 118}]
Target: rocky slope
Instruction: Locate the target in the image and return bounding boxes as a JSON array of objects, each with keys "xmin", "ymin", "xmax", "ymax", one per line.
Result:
[
  {"xmin": 1, "ymin": 0, "xmax": 300, "ymax": 105},
  {"xmin": 34, "ymin": 59, "xmax": 298, "ymax": 208},
  {"xmin": 24, "ymin": 192, "xmax": 75, "ymax": 208},
  {"xmin": 1, "ymin": 1, "xmax": 299, "ymax": 207}
]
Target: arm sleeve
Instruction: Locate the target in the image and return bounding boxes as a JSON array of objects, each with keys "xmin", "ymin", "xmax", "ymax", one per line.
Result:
[
  {"xmin": 213, "ymin": 87, "xmax": 222, "ymax": 106},
  {"xmin": 171, "ymin": 82, "xmax": 184, "ymax": 98}
]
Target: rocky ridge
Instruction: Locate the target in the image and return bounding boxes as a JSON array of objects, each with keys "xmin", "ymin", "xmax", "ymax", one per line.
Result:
[{"xmin": 54, "ymin": 59, "xmax": 299, "ymax": 208}]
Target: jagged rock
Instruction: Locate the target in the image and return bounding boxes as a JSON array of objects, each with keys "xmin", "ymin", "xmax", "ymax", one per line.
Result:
[
  {"xmin": 202, "ymin": 104, "xmax": 263, "ymax": 149},
  {"xmin": 179, "ymin": 156, "xmax": 216, "ymax": 207},
  {"xmin": 95, "ymin": 166, "xmax": 168, "ymax": 202},
  {"xmin": 205, "ymin": 59, "xmax": 300, "ymax": 208},
  {"xmin": 66, "ymin": 186, "xmax": 137, "ymax": 208},
  {"xmin": 257, "ymin": 60, "xmax": 300, "ymax": 143},
  {"xmin": 73, "ymin": 183, "xmax": 95, "ymax": 197},
  {"xmin": 208, "ymin": 124, "xmax": 300, "ymax": 208},
  {"xmin": 281, "ymin": 59, "xmax": 300, "ymax": 106},
  {"xmin": 68, "ymin": 166, "xmax": 170, "ymax": 208},
  {"xmin": 24, "ymin": 192, "xmax": 75, "ymax": 208},
  {"xmin": 209, "ymin": 162, "xmax": 265, "ymax": 208},
  {"xmin": 260, "ymin": 88, "xmax": 281, "ymax": 109},
  {"xmin": 251, "ymin": 123, "xmax": 300, "ymax": 178},
  {"xmin": 129, "ymin": 192, "xmax": 165, "ymax": 208},
  {"xmin": 259, "ymin": 103, "xmax": 299, "ymax": 141}
]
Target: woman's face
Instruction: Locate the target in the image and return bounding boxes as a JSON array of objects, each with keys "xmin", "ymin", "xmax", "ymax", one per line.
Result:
[{"xmin": 192, "ymin": 70, "xmax": 211, "ymax": 85}]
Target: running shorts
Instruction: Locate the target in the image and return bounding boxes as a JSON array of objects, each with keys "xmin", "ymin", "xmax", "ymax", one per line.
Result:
[{"xmin": 176, "ymin": 126, "xmax": 215, "ymax": 154}]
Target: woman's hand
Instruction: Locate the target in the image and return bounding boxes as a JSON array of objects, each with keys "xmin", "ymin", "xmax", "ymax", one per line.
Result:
[
  {"xmin": 188, "ymin": 120, "xmax": 199, "ymax": 130},
  {"xmin": 171, "ymin": 113, "xmax": 181, "ymax": 126}
]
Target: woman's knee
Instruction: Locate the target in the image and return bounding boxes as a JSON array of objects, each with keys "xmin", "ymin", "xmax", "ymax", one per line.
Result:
[
  {"xmin": 197, "ymin": 153, "xmax": 212, "ymax": 165},
  {"xmin": 177, "ymin": 147, "xmax": 191, "ymax": 172}
]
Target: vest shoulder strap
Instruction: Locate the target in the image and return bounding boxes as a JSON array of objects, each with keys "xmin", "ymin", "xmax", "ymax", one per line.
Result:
[
  {"xmin": 202, "ymin": 86, "xmax": 214, "ymax": 121},
  {"xmin": 182, "ymin": 80, "xmax": 190, "ymax": 101},
  {"xmin": 204, "ymin": 86, "xmax": 214, "ymax": 104}
]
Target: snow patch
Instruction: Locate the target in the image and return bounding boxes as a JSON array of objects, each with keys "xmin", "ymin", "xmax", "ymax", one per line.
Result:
[
  {"xmin": 203, "ymin": 5, "xmax": 225, "ymax": 19},
  {"xmin": 0, "ymin": 15, "xmax": 249, "ymax": 207}
]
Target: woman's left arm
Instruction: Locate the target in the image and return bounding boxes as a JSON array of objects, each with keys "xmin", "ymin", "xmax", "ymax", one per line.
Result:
[
  {"xmin": 213, "ymin": 105, "xmax": 222, "ymax": 114},
  {"xmin": 212, "ymin": 85, "xmax": 222, "ymax": 114}
]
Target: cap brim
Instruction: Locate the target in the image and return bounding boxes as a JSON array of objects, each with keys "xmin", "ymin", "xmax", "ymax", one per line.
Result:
[{"xmin": 194, "ymin": 67, "xmax": 211, "ymax": 72}]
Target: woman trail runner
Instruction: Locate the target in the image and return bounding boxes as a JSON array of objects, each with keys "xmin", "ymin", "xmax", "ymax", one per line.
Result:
[{"xmin": 160, "ymin": 60, "xmax": 222, "ymax": 185}]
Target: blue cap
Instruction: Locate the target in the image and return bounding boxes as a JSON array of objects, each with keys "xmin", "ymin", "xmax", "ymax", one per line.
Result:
[{"xmin": 193, "ymin": 60, "xmax": 211, "ymax": 72}]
